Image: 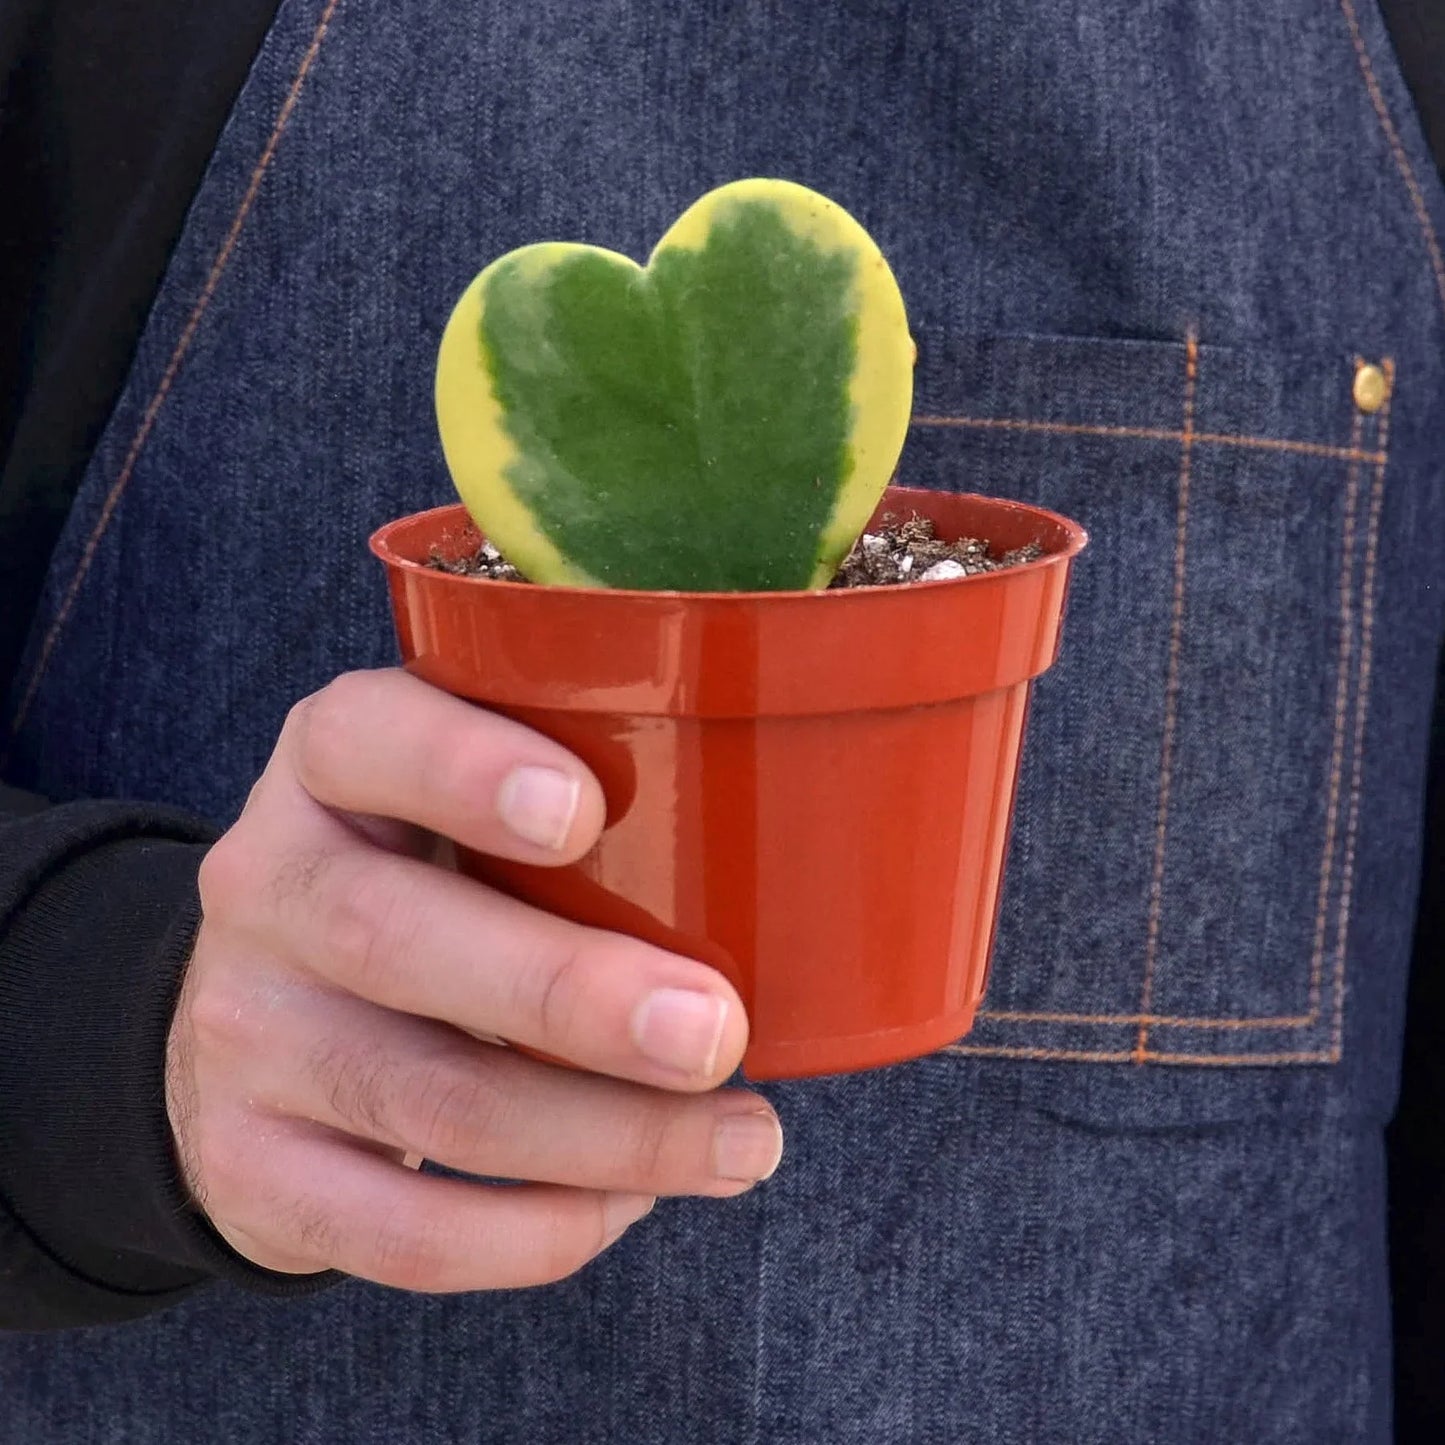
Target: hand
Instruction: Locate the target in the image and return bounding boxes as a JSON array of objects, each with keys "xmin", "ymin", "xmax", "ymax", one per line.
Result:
[{"xmin": 166, "ymin": 668, "xmax": 781, "ymax": 1292}]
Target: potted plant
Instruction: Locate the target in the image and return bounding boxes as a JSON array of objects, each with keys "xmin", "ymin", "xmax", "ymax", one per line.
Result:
[{"xmin": 370, "ymin": 179, "xmax": 1086, "ymax": 1079}]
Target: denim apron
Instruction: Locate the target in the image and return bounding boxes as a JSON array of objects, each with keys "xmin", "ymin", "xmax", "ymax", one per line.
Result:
[{"xmin": 5, "ymin": 0, "xmax": 1445, "ymax": 1439}]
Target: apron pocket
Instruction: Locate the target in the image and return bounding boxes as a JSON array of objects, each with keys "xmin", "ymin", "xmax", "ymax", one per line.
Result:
[{"xmin": 901, "ymin": 332, "xmax": 1392, "ymax": 1067}]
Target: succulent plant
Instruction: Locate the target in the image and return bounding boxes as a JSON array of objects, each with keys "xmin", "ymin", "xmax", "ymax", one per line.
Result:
[{"xmin": 435, "ymin": 178, "xmax": 914, "ymax": 591}]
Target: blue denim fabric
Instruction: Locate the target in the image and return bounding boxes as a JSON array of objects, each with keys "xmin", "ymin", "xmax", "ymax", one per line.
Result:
[{"xmin": 5, "ymin": 0, "xmax": 1445, "ymax": 1439}]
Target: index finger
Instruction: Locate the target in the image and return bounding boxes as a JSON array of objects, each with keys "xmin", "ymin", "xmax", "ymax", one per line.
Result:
[{"xmin": 286, "ymin": 669, "xmax": 606, "ymax": 864}]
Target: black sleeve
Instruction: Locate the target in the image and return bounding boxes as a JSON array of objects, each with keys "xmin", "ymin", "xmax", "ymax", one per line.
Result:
[
  {"xmin": 0, "ymin": 0, "xmax": 284, "ymax": 696},
  {"xmin": 0, "ymin": 792, "xmax": 337, "ymax": 1330},
  {"xmin": 1379, "ymin": 0, "xmax": 1445, "ymax": 184},
  {"xmin": 0, "ymin": 0, "xmax": 330, "ymax": 1333}
]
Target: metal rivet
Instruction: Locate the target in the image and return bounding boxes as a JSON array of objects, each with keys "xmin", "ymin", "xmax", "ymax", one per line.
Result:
[{"xmin": 1353, "ymin": 362, "xmax": 1390, "ymax": 414}]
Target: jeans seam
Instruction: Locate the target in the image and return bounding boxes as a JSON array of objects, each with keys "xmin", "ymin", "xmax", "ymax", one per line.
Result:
[
  {"xmin": 1327, "ymin": 358, "xmax": 1395, "ymax": 1062},
  {"xmin": 978, "ymin": 1009, "xmax": 1315, "ymax": 1030},
  {"xmin": 911, "ymin": 415, "xmax": 1382, "ymax": 465},
  {"xmin": 3, "ymin": 0, "xmax": 344, "ymax": 748},
  {"xmin": 1305, "ymin": 406, "xmax": 1366, "ymax": 1020},
  {"xmin": 1133, "ymin": 330, "xmax": 1199, "ymax": 1062},
  {"xmin": 945, "ymin": 1043, "xmax": 1341, "ymax": 1065},
  {"xmin": 968, "ymin": 357, "xmax": 1394, "ymax": 1065}
]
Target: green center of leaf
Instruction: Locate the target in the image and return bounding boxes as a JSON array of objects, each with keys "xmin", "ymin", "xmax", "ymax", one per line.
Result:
[{"xmin": 480, "ymin": 202, "xmax": 857, "ymax": 590}]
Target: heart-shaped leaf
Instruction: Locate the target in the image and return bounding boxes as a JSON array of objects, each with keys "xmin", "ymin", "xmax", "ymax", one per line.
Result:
[{"xmin": 435, "ymin": 178, "xmax": 913, "ymax": 590}]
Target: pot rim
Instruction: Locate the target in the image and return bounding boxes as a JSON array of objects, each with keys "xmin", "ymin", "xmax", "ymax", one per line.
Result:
[{"xmin": 369, "ymin": 485, "xmax": 1088, "ymax": 603}]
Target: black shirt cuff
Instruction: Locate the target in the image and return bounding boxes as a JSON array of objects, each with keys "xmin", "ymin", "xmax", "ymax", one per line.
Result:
[{"xmin": 0, "ymin": 800, "xmax": 339, "ymax": 1328}]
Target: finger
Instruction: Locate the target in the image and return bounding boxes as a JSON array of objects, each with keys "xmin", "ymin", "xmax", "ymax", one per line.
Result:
[
  {"xmin": 285, "ymin": 669, "xmax": 606, "ymax": 863},
  {"xmin": 212, "ymin": 1222, "xmax": 321, "ymax": 1275},
  {"xmin": 253, "ymin": 842, "xmax": 747, "ymax": 1089},
  {"xmin": 219, "ymin": 1123, "xmax": 655, "ymax": 1291},
  {"xmin": 262, "ymin": 988, "xmax": 783, "ymax": 1197}
]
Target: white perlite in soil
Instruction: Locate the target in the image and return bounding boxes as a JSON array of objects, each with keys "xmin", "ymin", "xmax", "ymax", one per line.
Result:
[
  {"xmin": 426, "ymin": 539, "xmax": 524, "ymax": 581},
  {"xmin": 427, "ymin": 513, "xmax": 1043, "ymax": 588},
  {"xmin": 827, "ymin": 513, "xmax": 1043, "ymax": 589}
]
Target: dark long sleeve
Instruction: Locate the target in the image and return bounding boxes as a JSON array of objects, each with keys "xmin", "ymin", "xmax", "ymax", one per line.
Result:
[
  {"xmin": 1379, "ymin": 0, "xmax": 1445, "ymax": 185},
  {"xmin": 0, "ymin": 0, "xmax": 285, "ymax": 693},
  {"xmin": 0, "ymin": 793, "xmax": 337, "ymax": 1329},
  {"xmin": 0, "ymin": 0, "xmax": 331, "ymax": 1330}
]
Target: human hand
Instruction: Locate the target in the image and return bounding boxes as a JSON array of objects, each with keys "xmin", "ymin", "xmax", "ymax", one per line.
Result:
[{"xmin": 166, "ymin": 668, "xmax": 781, "ymax": 1291}]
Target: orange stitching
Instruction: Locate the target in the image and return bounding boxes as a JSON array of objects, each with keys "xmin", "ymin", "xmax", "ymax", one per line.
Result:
[
  {"xmin": 910, "ymin": 414, "xmax": 1383, "ymax": 465},
  {"xmin": 1329, "ymin": 359, "xmax": 1393, "ymax": 1060},
  {"xmin": 1190, "ymin": 432, "xmax": 1375, "ymax": 460},
  {"xmin": 947, "ymin": 1044, "xmax": 1137, "ymax": 1064},
  {"xmin": 5, "ymin": 0, "xmax": 343, "ymax": 744},
  {"xmin": 1306, "ymin": 406, "xmax": 1365, "ymax": 1018},
  {"xmin": 1134, "ymin": 332, "xmax": 1198, "ymax": 1061},
  {"xmin": 970, "ymin": 359, "xmax": 1372, "ymax": 1049},
  {"xmin": 946, "ymin": 1043, "xmax": 1340, "ymax": 1066},
  {"xmin": 959, "ymin": 367, "xmax": 1394, "ymax": 1068},
  {"xmin": 1339, "ymin": 0, "xmax": 1445, "ymax": 323},
  {"xmin": 977, "ymin": 1008, "xmax": 1314, "ymax": 1029}
]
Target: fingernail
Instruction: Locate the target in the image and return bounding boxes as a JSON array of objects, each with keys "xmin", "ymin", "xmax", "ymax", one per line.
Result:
[
  {"xmin": 496, "ymin": 766, "xmax": 581, "ymax": 850},
  {"xmin": 713, "ymin": 1112, "xmax": 784, "ymax": 1184},
  {"xmin": 631, "ymin": 989, "xmax": 728, "ymax": 1077},
  {"xmin": 602, "ymin": 1193, "xmax": 656, "ymax": 1245}
]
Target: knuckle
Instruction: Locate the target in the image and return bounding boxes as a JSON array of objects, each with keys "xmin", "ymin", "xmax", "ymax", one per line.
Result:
[
  {"xmin": 268, "ymin": 845, "xmax": 332, "ymax": 912},
  {"xmin": 196, "ymin": 834, "xmax": 256, "ymax": 919},
  {"xmin": 280, "ymin": 1196, "xmax": 341, "ymax": 1268},
  {"xmin": 293, "ymin": 675, "xmax": 367, "ymax": 791},
  {"xmin": 616, "ymin": 1108, "xmax": 675, "ymax": 1184},
  {"xmin": 367, "ymin": 1204, "xmax": 444, "ymax": 1291},
  {"xmin": 319, "ymin": 862, "xmax": 414, "ymax": 992},
  {"xmin": 430, "ymin": 720, "xmax": 497, "ymax": 812},
  {"xmin": 281, "ymin": 688, "xmax": 322, "ymax": 738},
  {"xmin": 184, "ymin": 972, "xmax": 260, "ymax": 1057},
  {"xmin": 399, "ymin": 1061, "xmax": 501, "ymax": 1163},
  {"xmin": 307, "ymin": 1037, "xmax": 396, "ymax": 1142},
  {"xmin": 515, "ymin": 938, "xmax": 588, "ymax": 1045}
]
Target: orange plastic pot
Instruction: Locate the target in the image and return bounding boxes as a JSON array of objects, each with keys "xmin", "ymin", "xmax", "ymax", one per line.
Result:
[{"xmin": 370, "ymin": 486, "xmax": 1086, "ymax": 1079}]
